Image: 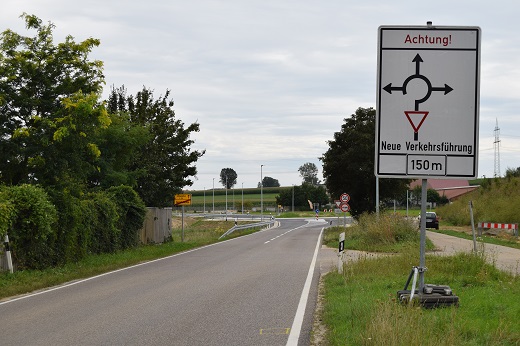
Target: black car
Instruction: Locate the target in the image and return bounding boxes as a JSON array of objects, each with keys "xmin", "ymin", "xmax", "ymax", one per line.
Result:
[{"xmin": 423, "ymin": 212, "xmax": 439, "ymax": 230}]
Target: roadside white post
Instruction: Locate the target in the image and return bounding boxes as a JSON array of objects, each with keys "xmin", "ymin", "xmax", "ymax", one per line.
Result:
[
  {"xmin": 338, "ymin": 232, "xmax": 345, "ymax": 274},
  {"xmin": 4, "ymin": 234, "xmax": 13, "ymax": 273}
]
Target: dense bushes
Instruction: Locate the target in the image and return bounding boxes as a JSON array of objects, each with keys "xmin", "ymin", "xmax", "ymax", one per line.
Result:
[
  {"xmin": 437, "ymin": 177, "xmax": 520, "ymax": 226},
  {"xmin": 0, "ymin": 184, "xmax": 147, "ymax": 270},
  {"xmin": 108, "ymin": 186, "xmax": 147, "ymax": 249},
  {"xmin": 0, "ymin": 185, "xmax": 57, "ymax": 269},
  {"xmin": 323, "ymin": 213, "xmax": 421, "ymax": 252}
]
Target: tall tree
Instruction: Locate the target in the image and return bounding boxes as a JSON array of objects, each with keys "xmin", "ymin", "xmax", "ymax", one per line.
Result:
[
  {"xmin": 298, "ymin": 162, "xmax": 320, "ymax": 185},
  {"xmin": 276, "ymin": 184, "xmax": 329, "ymax": 209},
  {"xmin": 106, "ymin": 86, "xmax": 205, "ymax": 207},
  {"xmin": 220, "ymin": 168, "xmax": 237, "ymax": 189},
  {"xmin": 321, "ymin": 107, "xmax": 410, "ymax": 217},
  {"xmin": 0, "ymin": 14, "xmax": 106, "ymax": 190},
  {"xmin": 259, "ymin": 176, "xmax": 280, "ymax": 188},
  {"xmin": 89, "ymin": 110, "xmax": 151, "ymax": 189}
]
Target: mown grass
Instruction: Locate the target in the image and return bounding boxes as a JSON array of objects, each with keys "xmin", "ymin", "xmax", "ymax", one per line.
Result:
[
  {"xmin": 318, "ymin": 213, "xmax": 520, "ymax": 345},
  {"xmin": 0, "ymin": 218, "xmax": 252, "ymax": 300}
]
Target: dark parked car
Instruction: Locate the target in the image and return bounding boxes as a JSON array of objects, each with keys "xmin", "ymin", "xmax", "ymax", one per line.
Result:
[{"xmin": 422, "ymin": 212, "xmax": 439, "ymax": 229}]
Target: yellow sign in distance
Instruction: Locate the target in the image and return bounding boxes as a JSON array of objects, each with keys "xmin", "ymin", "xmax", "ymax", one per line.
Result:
[{"xmin": 174, "ymin": 193, "xmax": 192, "ymax": 206}]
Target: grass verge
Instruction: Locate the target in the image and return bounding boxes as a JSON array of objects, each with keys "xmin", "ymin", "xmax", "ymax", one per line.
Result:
[
  {"xmin": 318, "ymin": 213, "xmax": 520, "ymax": 345},
  {"xmin": 321, "ymin": 251, "xmax": 520, "ymax": 345},
  {"xmin": 322, "ymin": 213, "xmax": 435, "ymax": 253}
]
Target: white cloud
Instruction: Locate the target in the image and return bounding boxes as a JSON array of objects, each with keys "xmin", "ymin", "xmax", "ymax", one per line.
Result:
[{"xmin": 2, "ymin": 0, "xmax": 520, "ymax": 188}]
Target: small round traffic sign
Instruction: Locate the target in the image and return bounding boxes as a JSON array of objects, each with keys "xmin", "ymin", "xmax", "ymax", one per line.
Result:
[
  {"xmin": 340, "ymin": 203, "xmax": 350, "ymax": 212},
  {"xmin": 340, "ymin": 193, "xmax": 350, "ymax": 203}
]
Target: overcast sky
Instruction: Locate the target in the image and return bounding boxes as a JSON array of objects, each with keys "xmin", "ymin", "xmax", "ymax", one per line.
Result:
[{"xmin": 3, "ymin": 1, "xmax": 520, "ymax": 191}]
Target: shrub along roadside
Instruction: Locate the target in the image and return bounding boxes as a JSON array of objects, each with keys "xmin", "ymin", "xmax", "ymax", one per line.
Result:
[
  {"xmin": 0, "ymin": 184, "xmax": 147, "ymax": 270},
  {"xmin": 323, "ymin": 213, "xmax": 435, "ymax": 253},
  {"xmin": 0, "ymin": 185, "xmax": 57, "ymax": 270}
]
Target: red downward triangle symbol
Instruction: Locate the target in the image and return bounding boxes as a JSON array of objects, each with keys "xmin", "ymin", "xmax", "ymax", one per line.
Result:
[{"xmin": 404, "ymin": 111, "xmax": 429, "ymax": 132}]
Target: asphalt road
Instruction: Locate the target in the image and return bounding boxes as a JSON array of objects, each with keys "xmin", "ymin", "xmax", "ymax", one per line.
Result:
[{"xmin": 0, "ymin": 218, "xmax": 329, "ymax": 346}]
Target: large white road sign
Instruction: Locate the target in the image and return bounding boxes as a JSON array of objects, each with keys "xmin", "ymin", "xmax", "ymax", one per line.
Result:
[{"xmin": 375, "ymin": 25, "xmax": 481, "ymax": 179}]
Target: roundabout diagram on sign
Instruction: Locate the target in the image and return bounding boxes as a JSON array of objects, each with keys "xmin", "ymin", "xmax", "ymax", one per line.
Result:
[
  {"xmin": 375, "ymin": 25, "xmax": 480, "ymax": 179},
  {"xmin": 383, "ymin": 54, "xmax": 453, "ymax": 141}
]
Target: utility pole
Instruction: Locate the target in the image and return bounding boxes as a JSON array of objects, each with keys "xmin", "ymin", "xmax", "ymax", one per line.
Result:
[
  {"xmin": 494, "ymin": 118, "xmax": 501, "ymax": 177},
  {"xmin": 261, "ymin": 164, "xmax": 264, "ymax": 221}
]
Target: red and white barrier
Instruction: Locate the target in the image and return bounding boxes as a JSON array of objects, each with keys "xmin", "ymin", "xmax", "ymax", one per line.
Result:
[{"xmin": 477, "ymin": 222, "xmax": 518, "ymax": 236}]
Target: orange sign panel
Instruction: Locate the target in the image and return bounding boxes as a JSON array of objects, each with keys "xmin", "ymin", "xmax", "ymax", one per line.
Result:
[{"xmin": 174, "ymin": 194, "xmax": 192, "ymax": 206}]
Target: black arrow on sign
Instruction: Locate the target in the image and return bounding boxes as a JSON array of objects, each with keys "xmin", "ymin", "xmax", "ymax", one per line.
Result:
[
  {"xmin": 432, "ymin": 84, "xmax": 454, "ymax": 95},
  {"xmin": 383, "ymin": 83, "xmax": 404, "ymax": 94},
  {"xmin": 413, "ymin": 53, "xmax": 423, "ymax": 75}
]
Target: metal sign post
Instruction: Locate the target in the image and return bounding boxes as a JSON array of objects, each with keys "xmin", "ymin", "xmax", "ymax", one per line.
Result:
[
  {"xmin": 419, "ymin": 179, "xmax": 427, "ymax": 290},
  {"xmin": 174, "ymin": 194, "xmax": 192, "ymax": 242}
]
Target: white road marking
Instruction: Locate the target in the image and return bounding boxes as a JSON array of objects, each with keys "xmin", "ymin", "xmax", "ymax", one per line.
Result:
[
  {"xmin": 264, "ymin": 223, "xmax": 309, "ymax": 244},
  {"xmin": 286, "ymin": 227, "xmax": 323, "ymax": 346},
  {"xmin": 0, "ymin": 227, "xmax": 272, "ymax": 306}
]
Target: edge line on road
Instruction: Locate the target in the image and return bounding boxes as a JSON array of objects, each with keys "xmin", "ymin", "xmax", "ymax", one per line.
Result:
[
  {"xmin": 286, "ymin": 226, "xmax": 324, "ymax": 346},
  {"xmin": 0, "ymin": 226, "xmax": 276, "ymax": 306}
]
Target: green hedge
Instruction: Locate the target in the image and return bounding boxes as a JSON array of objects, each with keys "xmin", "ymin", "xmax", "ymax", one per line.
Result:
[
  {"xmin": 0, "ymin": 184, "xmax": 147, "ymax": 270},
  {"xmin": 1, "ymin": 185, "xmax": 57, "ymax": 269},
  {"xmin": 108, "ymin": 185, "xmax": 147, "ymax": 250}
]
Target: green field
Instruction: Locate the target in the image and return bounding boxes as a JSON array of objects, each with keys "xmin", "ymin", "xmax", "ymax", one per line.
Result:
[
  {"xmin": 190, "ymin": 193, "xmax": 278, "ymax": 205},
  {"xmin": 181, "ymin": 187, "xmax": 282, "ymax": 211}
]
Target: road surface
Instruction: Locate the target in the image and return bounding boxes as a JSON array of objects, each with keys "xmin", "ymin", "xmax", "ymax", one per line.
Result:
[{"xmin": 0, "ymin": 218, "xmax": 330, "ymax": 346}]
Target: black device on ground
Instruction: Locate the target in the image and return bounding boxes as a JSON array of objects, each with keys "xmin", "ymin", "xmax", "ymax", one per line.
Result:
[{"xmin": 397, "ymin": 267, "xmax": 459, "ymax": 308}]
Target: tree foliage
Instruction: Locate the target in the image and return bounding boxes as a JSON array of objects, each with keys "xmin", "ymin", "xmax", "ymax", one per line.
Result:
[
  {"xmin": 259, "ymin": 176, "xmax": 280, "ymax": 188},
  {"xmin": 298, "ymin": 162, "xmax": 320, "ymax": 185},
  {"xmin": 220, "ymin": 168, "xmax": 237, "ymax": 189},
  {"xmin": 0, "ymin": 14, "xmax": 106, "ymax": 190},
  {"xmin": 0, "ymin": 15, "xmax": 202, "ymax": 270},
  {"xmin": 505, "ymin": 167, "xmax": 520, "ymax": 179},
  {"xmin": 321, "ymin": 107, "xmax": 410, "ymax": 217},
  {"xmin": 276, "ymin": 184, "xmax": 329, "ymax": 210},
  {"xmin": 105, "ymin": 86, "xmax": 204, "ymax": 206}
]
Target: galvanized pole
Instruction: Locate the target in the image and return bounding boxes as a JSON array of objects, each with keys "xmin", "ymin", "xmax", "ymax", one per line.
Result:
[
  {"xmin": 470, "ymin": 201, "xmax": 477, "ymax": 252},
  {"xmin": 376, "ymin": 177, "xmax": 380, "ymax": 216},
  {"xmin": 225, "ymin": 176, "xmax": 228, "ymax": 221},
  {"xmin": 292, "ymin": 185, "xmax": 294, "ymax": 212},
  {"xmin": 261, "ymin": 164, "xmax": 264, "ymax": 221},
  {"xmin": 181, "ymin": 205, "xmax": 185, "ymax": 242},
  {"xmin": 419, "ymin": 179, "xmax": 427, "ymax": 291}
]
